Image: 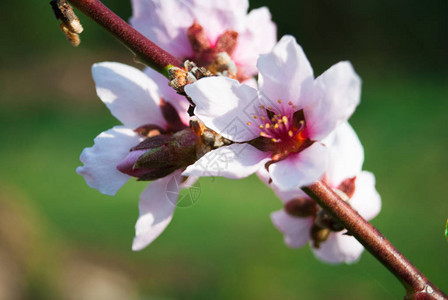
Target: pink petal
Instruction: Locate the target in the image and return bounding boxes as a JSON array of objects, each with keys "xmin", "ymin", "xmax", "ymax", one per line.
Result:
[
  {"xmin": 269, "ymin": 143, "xmax": 328, "ymax": 191},
  {"xmin": 143, "ymin": 67, "xmax": 191, "ymax": 126},
  {"xmin": 271, "ymin": 210, "xmax": 313, "ymax": 248},
  {"xmin": 312, "ymin": 232, "xmax": 364, "ymax": 264},
  {"xmin": 76, "ymin": 126, "xmax": 142, "ymax": 196},
  {"xmin": 183, "ymin": 143, "xmax": 269, "ymax": 179},
  {"xmin": 132, "ymin": 172, "xmax": 181, "ymax": 251},
  {"xmin": 322, "ymin": 122, "xmax": 364, "ymax": 187},
  {"xmin": 130, "ymin": 0, "xmax": 194, "ymax": 59},
  {"xmin": 131, "ymin": 0, "xmax": 250, "ymax": 59},
  {"xmin": 233, "ymin": 7, "xmax": 277, "ymax": 76},
  {"xmin": 185, "ymin": 77, "xmax": 259, "ymax": 142},
  {"xmin": 257, "ymin": 35, "xmax": 314, "ymax": 113},
  {"xmin": 349, "ymin": 171, "xmax": 381, "ymax": 221},
  {"xmin": 92, "ymin": 62, "xmax": 166, "ymax": 129},
  {"xmin": 305, "ymin": 62, "xmax": 361, "ymax": 141}
]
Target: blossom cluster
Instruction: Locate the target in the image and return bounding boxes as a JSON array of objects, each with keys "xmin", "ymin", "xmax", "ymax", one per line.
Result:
[{"xmin": 77, "ymin": 0, "xmax": 381, "ymax": 263}]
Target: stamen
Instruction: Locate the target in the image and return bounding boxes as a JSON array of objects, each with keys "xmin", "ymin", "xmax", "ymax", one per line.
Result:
[
  {"xmin": 288, "ymin": 101, "xmax": 293, "ymax": 106},
  {"xmin": 288, "ymin": 130, "xmax": 294, "ymax": 137},
  {"xmin": 265, "ymin": 123, "xmax": 271, "ymax": 129},
  {"xmin": 277, "ymin": 99, "xmax": 282, "ymax": 104},
  {"xmin": 253, "ymin": 116, "xmax": 258, "ymax": 119},
  {"xmin": 247, "ymin": 122, "xmax": 252, "ymax": 125},
  {"xmin": 282, "ymin": 116, "xmax": 288, "ymax": 124}
]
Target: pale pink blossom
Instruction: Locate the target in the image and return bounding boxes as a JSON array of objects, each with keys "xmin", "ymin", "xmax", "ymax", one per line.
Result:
[
  {"xmin": 184, "ymin": 35, "xmax": 362, "ymax": 190},
  {"xmin": 130, "ymin": 0, "xmax": 276, "ymax": 78},
  {"xmin": 76, "ymin": 62, "xmax": 195, "ymax": 251},
  {"xmin": 269, "ymin": 123, "xmax": 382, "ymax": 264}
]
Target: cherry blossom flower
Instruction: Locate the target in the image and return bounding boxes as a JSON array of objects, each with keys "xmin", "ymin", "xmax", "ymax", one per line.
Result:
[
  {"xmin": 183, "ymin": 35, "xmax": 362, "ymax": 190},
  {"xmin": 130, "ymin": 0, "xmax": 276, "ymax": 80},
  {"xmin": 76, "ymin": 62, "xmax": 197, "ymax": 251},
  {"xmin": 268, "ymin": 123, "xmax": 381, "ymax": 264}
]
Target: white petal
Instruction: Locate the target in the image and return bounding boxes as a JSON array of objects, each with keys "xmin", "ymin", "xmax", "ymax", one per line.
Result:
[
  {"xmin": 180, "ymin": 176, "xmax": 199, "ymax": 189},
  {"xmin": 257, "ymin": 169, "xmax": 308, "ymax": 203},
  {"xmin": 257, "ymin": 35, "xmax": 314, "ymax": 113},
  {"xmin": 233, "ymin": 7, "xmax": 277, "ymax": 76},
  {"xmin": 92, "ymin": 62, "xmax": 166, "ymax": 129},
  {"xmin": 143, "ymin": 67, "xmax": 191, "ymax": 125},
  {"xmin": 132, "ymin": 172, "xmax": 181, "ymax": 251},
  {"xmin": 183, "ymin": 143, "xmax": 269, "ymax": 179},
  {"xmin": 130, "ymin": 0, "xmax": 194, "ymax": 59},
  {"xmin": 271, "ymin": 210, "xmax": 313, "ymax": 248},
  {"xmin": 312, "ymin": 232, "xmax": 364, "ymax": 264},
  {"xmin": 350, "ymin": 171, "xmax": 381, "ymax": 221},
  {"xmin": 305, "ymin": 61, "xmax": 361, "ymax": 141},
  {"xmin": 269, "ymin": 143, "xmax": 328, "ymax": 191},
  {"xmin": 76, "ymin": 126, "xmax": 142, "ymax": 196},
  {"xmin": 322, "ymin": 122, "xmax": 364, "ymax": 187},
  {"xmin": 185, "ymin": 77, "xmax": 259, "ymax": 142}
]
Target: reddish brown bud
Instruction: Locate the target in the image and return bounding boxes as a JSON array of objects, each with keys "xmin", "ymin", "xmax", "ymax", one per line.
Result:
[
  {"xmin": 215, "ymin": 30, "xmax": 238, "ymax": 56},
  {"xmin": 285, "ymin": 197, "xmax": 318, "ymax": 217},
  {"xmin": 337, "ymin": 176, "xmax": 357, "ymax": 199},
  {"xmin": 187, "ymin": 21, "xmax": 211, "ymax": 54},
  {"xmin": 160, "ymin": 98, "xmax": 187, "ymax": 132}
]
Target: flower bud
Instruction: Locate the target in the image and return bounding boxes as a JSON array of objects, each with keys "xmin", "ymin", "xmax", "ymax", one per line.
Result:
[
  {"xmin": 117, "ymin": 129, "xmax": 200, "ymax": 181},
  {"xmin": 315, "ymin": 210, "xmax": 345, "ymax": 232},
  {"xmin": 310, "ymin": 225, "xmax": 331, "ymax": 249}
]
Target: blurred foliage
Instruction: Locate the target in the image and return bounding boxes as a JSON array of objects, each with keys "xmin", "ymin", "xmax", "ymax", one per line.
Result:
[{"xmin": 0, "ymin": 0, "xmax": 447, "ymax": 299}]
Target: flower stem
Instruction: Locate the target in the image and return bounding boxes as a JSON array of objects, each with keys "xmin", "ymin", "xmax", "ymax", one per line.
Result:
[
  {"xmin": 66, "ymin": 0, "xmax": 182, "ymax": 77},
  {"xmin": 302, "ymin": 181, "xmax": 447, "ymax": 300}
]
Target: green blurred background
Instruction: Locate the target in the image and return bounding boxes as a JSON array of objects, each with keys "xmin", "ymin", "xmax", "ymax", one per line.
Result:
[{"xmin": 0, "ymin": 0, "xmax": 447, "ymax": 299}]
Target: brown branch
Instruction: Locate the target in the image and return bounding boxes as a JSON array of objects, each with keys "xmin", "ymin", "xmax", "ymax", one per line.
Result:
[
  {"xmin": 302, "ymin": 181, "xmax": 447, "ymax": 300},
  {"xmin": 66, "ymin": 0, "xmax": 182, "ymax": 77}
]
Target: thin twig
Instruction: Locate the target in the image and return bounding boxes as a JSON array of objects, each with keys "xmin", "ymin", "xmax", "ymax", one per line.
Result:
[
  {"xmin": 302, "ymin": 181, "xmax": 447, "ymax": 300},
  {"xmin": 66, "ymin": 0, "xmax": 182, "ymax": 77}
]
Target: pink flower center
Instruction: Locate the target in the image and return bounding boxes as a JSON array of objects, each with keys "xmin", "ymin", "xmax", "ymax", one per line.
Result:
[
  {"xmin": 186, "ymin": 21, "xmax": 247, "ymax": 81},
  {"xmin": 248, "ymin": 101, "xmax": 312, "ymax": 161},
  {"xmin": 187, "ymin": 21, "xmax": 238, "ymax": 66}
]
